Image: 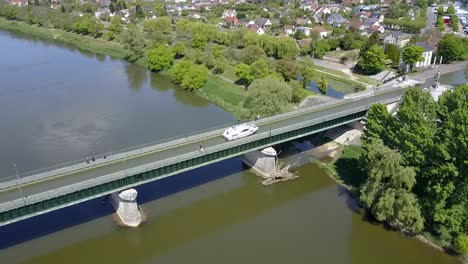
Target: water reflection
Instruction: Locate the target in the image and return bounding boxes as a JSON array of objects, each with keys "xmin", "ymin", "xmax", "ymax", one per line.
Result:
[
  {"xmin": 125, "ymin": 63, "xmax": 148, "ymax": 91},
  {"xmin": 173, "ymin": 89, "xmax": 210, "ymax": 108}
]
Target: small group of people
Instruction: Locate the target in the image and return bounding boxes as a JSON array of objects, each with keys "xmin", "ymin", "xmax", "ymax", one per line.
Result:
[{"xmin": 86, "ymin": 156, "xmax": 96, "ymax": 164}]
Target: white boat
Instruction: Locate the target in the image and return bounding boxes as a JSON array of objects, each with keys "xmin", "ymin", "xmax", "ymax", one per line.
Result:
[{"xmin": 222, "ymin": 123, "xmax": 258, "ymax": 141}]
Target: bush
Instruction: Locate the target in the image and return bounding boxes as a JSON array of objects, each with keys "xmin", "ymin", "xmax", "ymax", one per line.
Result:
[
  {"xmin": 212, "ymin": 65, "xmax": 224, "ymax": 75},
  {"xmin": 147, "ymin": 45, "xmax": 174, "ymax": 71},
  {"xmin": 455, "ymin": 235, "xmax": 468, "ymax": 254}
]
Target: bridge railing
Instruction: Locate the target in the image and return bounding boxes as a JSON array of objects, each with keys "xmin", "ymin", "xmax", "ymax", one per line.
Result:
[
  {"xmin": 0, "ymin": 94, "xmax": 405, "ymax": 214},
  {"xmin": 0, "ymin": 84, "xmax": 410, "ymax": 192}
]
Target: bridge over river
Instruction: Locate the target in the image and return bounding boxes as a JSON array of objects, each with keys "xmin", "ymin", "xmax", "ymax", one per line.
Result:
[{"xmin": 0, "ymin": 85, "xmax": 413, "ymax": 226}]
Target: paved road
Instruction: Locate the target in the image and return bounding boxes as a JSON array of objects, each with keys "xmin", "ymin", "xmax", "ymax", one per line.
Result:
[
  {"xmin": 423, "ymin": 5, "xmax": 437, "ymax": 34},
  {"xmin": 0, "ymin": 87, "xmax": 409, "ymax": 207},
  {"xmin": 410, "ymin": 61, "xmax": 468, "ymax": 82}
]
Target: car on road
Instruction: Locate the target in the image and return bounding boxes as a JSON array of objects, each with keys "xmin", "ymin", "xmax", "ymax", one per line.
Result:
[{"xmin": 222, "ymin": 123, "xmax": 258, "ymax": 141}]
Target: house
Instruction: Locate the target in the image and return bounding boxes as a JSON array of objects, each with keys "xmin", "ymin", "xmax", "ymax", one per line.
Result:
[
  {"xmin": 400, "ymin": 42, "xmax": 434, "ymax": 70},
  {"xmin": 362, "ymin": 18, "xmax": 379, "ymax": 29},
  {"xmin": 342, "ymin": 0, "xmax": 362, "ymax": 5},
  {"xmin": 255, "ymin": 18, "xmax": 272, "ymax": 29},
  {"xmin": 249, "ymin": 25, "xmax": 265, "ymax": 35},
  {"xmin": 296, "ymin": 26, "xmax": 312, "ymax": 36},
  {"xmin": 370, "ymin": 13, "xmax": 384, "ymax": 23},
  {"xmin": 225, "ymin": 16, "xmax": 239, "ymax": 26},
  {"xmin": 348, "ymin": 20, "xmax": 364, "ymax": 31},
  {"xmin": 370, "ymin": 24, "xmax": 385, "ymax": 34},
  {"xmin": 283, "ymin": 25, "xmax": 295, "ymax": 35},
  {"xmin": 414, "ymin": 42, "xmax": 434, "ymax": 68},
  {"xmin": 222, "ymin": 9, "xmax": 237, "ymax": 19},
  {"xmin": 295, "ymin": 18, "xmax": 312, "ymax": 26},
  {"xmin": 327, "ymin": 13, "xmax": 348, "ymax": 27},
  {"xmin": 238, "ymin": 19, "xmax": 255, "ymax": 27},
  {"xmin": 9, "ymin": 0, "xmax": 28, "ymax": 6},
  {"xmin": 312, "ymin": 26, "xmax": 331, "ymax": 38},
  {"xmin": 383, "ymin": 31, "xmax": 410, "ymax": 48},
  {"xmin": 95, "ymin": 8, "xmax": 110, "ymax": 19}
]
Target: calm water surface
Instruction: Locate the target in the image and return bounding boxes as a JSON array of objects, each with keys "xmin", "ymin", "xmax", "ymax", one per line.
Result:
[
  {"xmin": 0, "ymin": 30, "xmax": 459, "ymax": 264},
  {"xmin": 0, "ymin": 30, "xmax": 235, "ymax": 177}
]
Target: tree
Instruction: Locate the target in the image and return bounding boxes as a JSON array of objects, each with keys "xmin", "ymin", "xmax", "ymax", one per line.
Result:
[
  {"xmin": 437, "ymin": 6, "xmax": 444, "ymax": 16},
  {"xmin": 276, "ymin": 59, "xmax": 299, "ymax": 82},
  {"xmin": 108, "ymin": 15, "xmax": 122, "ymax": 40},
  {"xmin": 451, "ymin": 15, "xmax": 459, "ymax": 32},
  {"xmin": 316, "ymin": 76, "xmax": 328, "ymax": 95},
  {"xmin": 362, "ymin": 103, "xmax": 393, "ymax": 149},
  {"xmin": 359, "ymin": 31, "xmax": 380, "ymax": 57},
  {"xmin": 243, "ymin": 78, "xmax": 292, "ymax": 118},
  {"xmin": 192, "ymin": 33, "xmax": 208, "ymax": 50},
  {"xmin": 301, "ymin": 66, "xmax": 315, "ymax": 88},
  {"xmin": 275, "ymin": 36, "xmax": 299, "ymax": 59},
  {"xmin": 357, "ymin": 45, "xmax": 386, "ymax": 74},
  {"xmin": 135, "ymin": 4, "xmax": 145, "ymax": 19},
  {"xmin": 211, "ymin": 44, "xmax": 225, "ymax": 59},
  {"xmin": 385, "ymin": 44, "xmax": 400, "ymax": 66},
  {"xmin": 181, "ymin": 64, "xmax": 208, "ymax": 91},
  {"xmin": 437, "ymin": 34, "xmax": 464, "ymax": 63},
  {"xmin": 360, "ymin": 140, "xmax": 424, "ymax": 232},
  {"xmin": 436, "ymin": 16, "xmax": 444, "ymax": 30},
  {"xmin": 142, "ymin": 17, "xmax": 172, "ymax": 35},
  {"xmin": 310, "ymin": 40, "xmax": 330, "ymax": 59},
  {"xmin": 235, "ymin": 63, "xmax": 254, "ymax": 84},
  {"xmin": 242, "ymin": 45, "xmax": 266, "ymax": 65},
  {"xmin": 250, "ymin": 57, "xmax": 272, "ymax": 80},
  {"xmin": 170, "ymin": 60, "xmax": 191, "ymax": 84},
  {"xmin": 147, "ymin": 45, "xmax": 174, "ymax": 71},
  {"xmin": 446, "ymin": 4, "xmax": 455, "ymax": 15},
  {"xmin": 455, "ymin": 235, "xmax": 468, "ymax": 254},
  {"xmin": 401, "ymin": 45, "xmax": 424, "ymax": 71},
  {"xmin": 172, "ymin": 42, "xmax": 185, "ymax": 58},
  {"xmin": 120, "ymin": 24, "xmax": 146, "ymax": 62}
]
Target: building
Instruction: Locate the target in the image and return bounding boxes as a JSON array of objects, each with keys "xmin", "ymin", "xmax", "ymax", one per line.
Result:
[
  {"xmin": 312, "ymin": 26, "xmax": 331, "ymax": 38},
  {"xmin": 283, "ymin": 25, "xmax": 295, "ymax": 35},
  {"xmin": 383, "ymin": 31, "xmax": 410, "ymax": 48},
  {"xmin": 400, "ymin": 42, "xmax": 434, "ymax": 70},
  {"xmin": 327, "ymin": 13, "xmax": 348, "ymax": 27},
  {"xmin": 222, "ymin": 9, "xmax": 237, "ymax": 19},
  {"xmin": 255, "ymin": 18, "xmax": 272, "ymax": 29},
  {"xmin": 295, "ymin": 18, "xmax": 312, "ymax": 26},
  {"xmin": 225, "ymin": 16, "xmax": 239, "ymax": 26},
  {"xmin": 295, "ymin": 26, "xmax": 312, "ymax": 36},
  {"xmin": 9, "ymin": 0, "xmax": 28, "ymax": 6},
  {"xmin": 95, "ymin": 8, "xmax": 111, "ymax": 19},
  {"xmin": 249, "ymin": 25, "xmax": 265, "ymax": 35}
]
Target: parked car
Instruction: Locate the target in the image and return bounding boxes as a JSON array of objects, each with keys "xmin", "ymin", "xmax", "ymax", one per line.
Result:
[{"xmin": 222, "ymin": 123, "xmax": 258, "ymax": 141}]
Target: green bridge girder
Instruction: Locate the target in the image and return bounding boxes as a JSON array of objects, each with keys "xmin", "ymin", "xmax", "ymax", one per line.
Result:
[{"xmin": 0, "ymin": 110, "xmax": 366, "ymax": 224}]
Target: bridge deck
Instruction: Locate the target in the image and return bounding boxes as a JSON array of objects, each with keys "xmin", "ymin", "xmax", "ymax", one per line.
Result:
[{"xmin": 0, "ymin": 87, "xmax": 407, "ymax": 208}]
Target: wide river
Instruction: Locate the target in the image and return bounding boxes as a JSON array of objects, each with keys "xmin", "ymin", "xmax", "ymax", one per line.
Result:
[{"xmin": 0, "ymin": 30, "xmax": 461, "ymax": 264}]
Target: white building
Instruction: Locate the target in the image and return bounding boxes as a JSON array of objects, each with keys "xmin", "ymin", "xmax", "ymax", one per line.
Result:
[{"xmin": 400, "ymin": 42, "xmax": 434, "ymax": 70}]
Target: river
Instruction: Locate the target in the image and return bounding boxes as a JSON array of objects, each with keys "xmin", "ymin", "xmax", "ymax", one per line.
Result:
[{"xmin": 0, "ymin": 30, "xmax": 460, "ymax": 264}]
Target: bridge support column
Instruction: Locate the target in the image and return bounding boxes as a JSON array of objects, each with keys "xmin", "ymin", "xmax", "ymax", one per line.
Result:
[
  {"xmin": 241, "ymin": 147, "xmax": 277, "ymax": 177},
  {"xmin": 111, "ymin": 189, "xmax": 142, "ymax": 227}
]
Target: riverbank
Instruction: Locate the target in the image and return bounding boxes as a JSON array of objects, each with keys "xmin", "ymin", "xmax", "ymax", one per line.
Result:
[
  {"xmin": 0, "ymin": 18, "xmax": 250, "ymax": 119},
  {"xmin": 316, "ymin": 144, "xmax": 464, "ymax": 263}
]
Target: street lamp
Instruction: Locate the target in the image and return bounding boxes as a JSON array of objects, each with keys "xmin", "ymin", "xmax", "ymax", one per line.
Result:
[{"xmin": 12, "ymin": 162, "xmax": 24, "ymax": 201}]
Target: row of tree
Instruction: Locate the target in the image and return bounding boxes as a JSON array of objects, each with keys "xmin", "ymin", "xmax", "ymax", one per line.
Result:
[{"xmin": 360, "ymin": 85, "xmax": 468, "ymax": 254}]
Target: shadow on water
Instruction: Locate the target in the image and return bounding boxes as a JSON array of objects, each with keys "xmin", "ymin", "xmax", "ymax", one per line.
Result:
[
  {"xmin": 125, "ymin": 63, "xmax": 148, "ymax": 92},
  {"xmin": 0, "ymin": 157, "xmax": 246, "ymax": 250},
  {"xmin": 307, "ymin": 81, "xmax": 346, "ymax": 99}
]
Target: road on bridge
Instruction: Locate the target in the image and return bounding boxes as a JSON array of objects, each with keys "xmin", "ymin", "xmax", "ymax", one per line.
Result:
[{"xmin": 0, "ymin": 87, "xmax": 408, "ymax": 205}]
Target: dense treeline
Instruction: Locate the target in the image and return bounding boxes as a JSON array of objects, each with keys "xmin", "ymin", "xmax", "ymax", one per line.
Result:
[
  {"xmin": 0, "ymin": 4, "xmax": 104, "ymax": 37},
  {"xmin": 360, "ymin": 85, "xmax": 468, "ymax": 255}
]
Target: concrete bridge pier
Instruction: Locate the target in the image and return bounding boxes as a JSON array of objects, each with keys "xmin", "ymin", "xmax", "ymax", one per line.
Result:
[
  {"xmin": 111, "ymin": 188, "xmax": 142, "ymax": 227},
  {"xmin": 241, "ymin": 147, "xmax": 278, "ymax": 177}
]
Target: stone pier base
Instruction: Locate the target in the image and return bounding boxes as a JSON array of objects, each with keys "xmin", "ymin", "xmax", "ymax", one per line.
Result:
[
  {"xmin": 241, "ymin": 147, "xmax": 277, "ymax": 177},
  {"xmin": 111, "ymin": 189, "xmax": 142, "ymax": 227}
]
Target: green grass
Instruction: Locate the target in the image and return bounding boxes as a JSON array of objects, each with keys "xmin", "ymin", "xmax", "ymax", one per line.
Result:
[
  {"xmin": 197, "ymin": 75, "xmax": 248, "ymax": 118},
  {"xmin": 323, "ymin": 145, "xmax": 366, "ymax": 189},
  {"xmin": 0, "ymin": 18, "xmax": 126, "ymax": 59}
]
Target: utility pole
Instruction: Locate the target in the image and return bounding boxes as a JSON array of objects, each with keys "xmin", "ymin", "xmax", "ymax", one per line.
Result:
[{"xmin": 13, "ymin": 163, "xmax": 24, "ymax": 201}]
